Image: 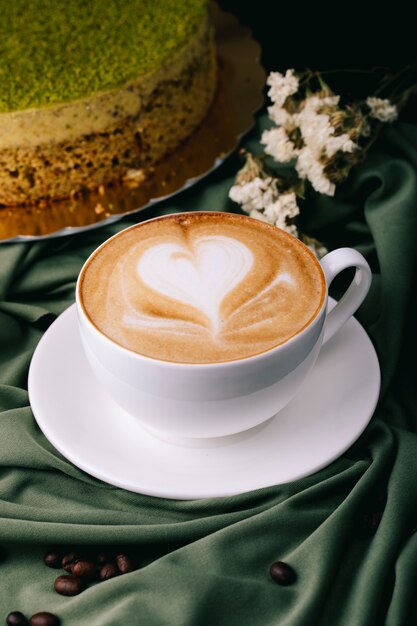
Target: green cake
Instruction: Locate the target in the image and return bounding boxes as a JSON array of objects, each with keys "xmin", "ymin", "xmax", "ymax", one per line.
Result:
[{"xmin": 0, "ymin": 0, "xmax": 217, "ymax": 205}]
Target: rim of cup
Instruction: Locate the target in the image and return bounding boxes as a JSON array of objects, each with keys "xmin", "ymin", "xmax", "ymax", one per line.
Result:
[{"xmin": 75, "ymin": 211, "xmax": 328, "ymax": 369}]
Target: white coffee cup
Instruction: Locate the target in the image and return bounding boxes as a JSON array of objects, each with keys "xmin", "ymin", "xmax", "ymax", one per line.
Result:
[{"xmin": 76, "ymin": 214, "xmax": 371, "ymax": 443}]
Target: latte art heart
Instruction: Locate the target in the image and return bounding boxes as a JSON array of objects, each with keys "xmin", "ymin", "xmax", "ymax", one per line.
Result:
[
  {"xmin": 137, "ymin": 236, "xmax": 253, "ymax": 335},
  {"xmin": 80, "ymin": 213, "xmax": 325, "ymax": 363}
]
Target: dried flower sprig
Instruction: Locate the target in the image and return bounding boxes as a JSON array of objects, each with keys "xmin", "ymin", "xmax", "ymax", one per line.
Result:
[
  {"xmin": 229, "ymin": 150, "xmax": 301, "ymax": 237},
  {"xmin": 229, "ymin": 66, "xmax": 415, "ymax": 257}
]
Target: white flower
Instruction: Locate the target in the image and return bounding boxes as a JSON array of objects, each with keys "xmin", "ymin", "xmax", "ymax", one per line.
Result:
[
  {"xmin": 261, "ymin": 127, "xmax": 297, "ymax": 163},
  {"xmin": 302, "ymin": 95, "xmax": 340, "ymax": 113},
  {"xmin": 266, "ymin": 69, "xmax": 299, "ymax": 107},
  {"xmin": 296, "ymin": 148, "xmax": 336, "ymax": 196},
  {"xmin": 229, "ymin": 177, "xmax": 265, "ymax": 210},
  {"xmin": 324, "ymin": 134, "xmax": 357, "ymax": 157},
  {"xmin": 366, "ymin": 97, "xmax": 398, "ymax": 123},
  {"xmin": 247, "ymin": 190, "xmax": 300, "ymax": 236},
  {"xmin": 263, "ymin": 191, "xmax": 299, "ymax": 235},
  {"xmin": 280, "ymin": 191, "xmax": 300, "ymax": 219},
  {"xmin": 267, "ymin": 103, "xmax": 293, "ymax": 126},
  {"xmin": 275, "ymin": 217, "xmax": 298, "ymax": 236},
  {"xmin": 295, "ymin": 106, "xmax": 357, "ymax": 158},
  {"xmin": 295, "ymin": 108, "xmax": 332, "ymax": 151},
  {"xmin": 261, "ymin": 183, "xmax": 280, "ymax": 208},
  {"xmin": 264, "ymin": 191, "xmax": 299, "ymax": 222},
  {"xmin": 229, "ymin": 176, "xmax": 278, "ymax": 212},
  {"xmin": 249, "ymin": 209, "xmax": 273, "ymax": 224}
]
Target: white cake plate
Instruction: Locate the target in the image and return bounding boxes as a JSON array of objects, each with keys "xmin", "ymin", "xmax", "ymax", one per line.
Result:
[{"xmin": 28, "ymin": 300, "xmax": 380, "ymax": 500}]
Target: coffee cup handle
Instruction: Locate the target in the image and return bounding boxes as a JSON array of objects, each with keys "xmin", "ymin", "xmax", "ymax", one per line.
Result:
[{"xmin": 320, "ymin": 248, "xmax": 372, "ymax": 345}]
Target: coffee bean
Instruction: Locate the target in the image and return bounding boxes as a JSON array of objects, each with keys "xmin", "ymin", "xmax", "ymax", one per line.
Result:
[
  {"xmin": 43, "ymin": 552, "xmax": 62, "ymax": 569},
  {"xmin": 99, "ymin": 562, "xmax": 119, "ymax": 581},
  {"xmin": 115, "ymin": 553, "xmax": 134, "ymax": 574},
  {"xmin": 54, "ymin": 574, "xmax": 85, "ymax": 596},
  {"xmin": 269, "ymin": 561, "xmax": 297, "ymax": 585},
  {"xmin": 61, "ymin": 552, "xmax": 80, "ymax": 572},
  {"xmin": 72, "ymin": 559, "xmax": 98, "ymax": 579},
  {"xmin": 29, "ymin": 613, "xmax": 60, "ymax": 626},
  {"xmin": 6, "ymin": 612, "xmax": 28, "ymax": 625}
]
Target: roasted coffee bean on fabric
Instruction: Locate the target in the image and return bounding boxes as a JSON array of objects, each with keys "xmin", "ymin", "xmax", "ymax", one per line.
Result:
[
  {"xmin": 6, "ymin": 612, "xmax": 28, "ymax": 625},
  {"xmin": 99, "ymin": 562, "xmax": 119, "ymax": 581},
  {"xmin": 29, "ymin": 613, "xmax": 60, "ymax": 626},
  {"xmin": 61, "ymin": 552, "xmax": 81, "ymax": 572},
  {"xmin": 72, "ymin": 559, "xmax": 98, "ymax": 579},
  {"xmin": 54, "ymin": 574, "xmax": 85, "ymax": 596},
  {"xmin": 116, "ymin": 553, "xmax": 134, "ymax": 574},
  {"xmin": 43, "ymin": 552, "xmax": 62, "ymax": 569},
  {"xmin": 269, "ymin": 561, "xmax": 297, "ymax": 585}
]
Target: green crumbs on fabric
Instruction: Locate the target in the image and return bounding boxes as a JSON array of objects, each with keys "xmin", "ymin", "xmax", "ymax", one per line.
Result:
[{"xmin": 0, "ymin": 0, "xmax": 207, "ymax": 113}]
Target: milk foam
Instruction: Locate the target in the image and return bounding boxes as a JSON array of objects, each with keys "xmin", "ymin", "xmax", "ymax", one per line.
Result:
[
  {"xmin": 135, "ymin": 236, "xmax": 253, "ymax": 335},
  {"xmin": 80, "ymin": 213, "xmax": 325, "ymax": 363}
]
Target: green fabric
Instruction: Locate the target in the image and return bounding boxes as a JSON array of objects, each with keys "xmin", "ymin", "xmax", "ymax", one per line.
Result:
[{"xmin": 1, "ymin": 115, "xmax": 417, "ymax": 625}]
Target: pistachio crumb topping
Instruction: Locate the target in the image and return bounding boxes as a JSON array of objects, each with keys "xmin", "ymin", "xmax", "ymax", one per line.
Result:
[{"xmin": 0, "ymin": 0, "xmax": 207, "ymax": 113}]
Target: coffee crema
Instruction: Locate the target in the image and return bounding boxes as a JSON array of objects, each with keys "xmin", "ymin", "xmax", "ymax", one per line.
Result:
[{"xmin": 79, "ymin": 212, "xmax": 326, "ymax": 363}]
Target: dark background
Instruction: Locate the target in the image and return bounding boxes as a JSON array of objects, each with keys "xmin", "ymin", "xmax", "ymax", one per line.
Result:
[
  {"xmin": 217, "ymin": 0, "xmax": 416, "ymax": 119},
  {"xmin": 217, "ymin": 1, "xmax": 415, "ymax": 71}
]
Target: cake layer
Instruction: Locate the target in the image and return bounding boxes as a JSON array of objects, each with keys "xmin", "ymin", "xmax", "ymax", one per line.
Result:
[{"xmin": 0, "ymin": 14, "xmax": 217, "ymax": 205}]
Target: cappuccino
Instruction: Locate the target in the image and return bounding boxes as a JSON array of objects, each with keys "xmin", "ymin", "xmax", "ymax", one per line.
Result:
[{"xmin": 79, "ymin": 212, "xmax": 325, "ymax": 363}]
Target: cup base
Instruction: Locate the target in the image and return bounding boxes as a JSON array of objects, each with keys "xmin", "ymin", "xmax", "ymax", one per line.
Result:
[{"xmin": 139, "ymin": 416, "xmax": 276, "ymax": 448}]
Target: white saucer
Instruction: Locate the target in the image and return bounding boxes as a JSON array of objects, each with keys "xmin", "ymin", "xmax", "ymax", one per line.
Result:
[{"xmin": 28, "ymin": 301, "xmax": 380, "ymax": 500}]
